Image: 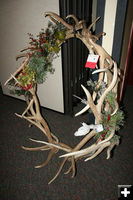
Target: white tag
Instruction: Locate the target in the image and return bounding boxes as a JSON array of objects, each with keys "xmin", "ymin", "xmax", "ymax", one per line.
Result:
[
  {"xmin": 87, "ymin": 54, "xmax": 99, "ymax": 62},
  {"xmin": 94, "ymin": 124, "xmax": 104, "ymax": 133},
  {"xmin": 85, "ymin": 54, "xmax": 99, "ymax": 69}
]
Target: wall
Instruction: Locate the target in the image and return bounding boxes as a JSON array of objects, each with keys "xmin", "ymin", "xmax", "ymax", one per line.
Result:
[
  {"xmin": 102, "ymin": 0, "xmax": 117, "ymax": 55},
  {"xmin": 0, "ymin": 0, "xmax": 64, "ymax": 113}
]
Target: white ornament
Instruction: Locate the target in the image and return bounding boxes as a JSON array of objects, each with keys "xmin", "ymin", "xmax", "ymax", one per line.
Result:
[
  {"xmin": 74, "ymin": 123, "xmax": 91, "ymax": 136},
  {"xmin": 74, "ymin": 123, "xmax": 103, "ymax": 136}
]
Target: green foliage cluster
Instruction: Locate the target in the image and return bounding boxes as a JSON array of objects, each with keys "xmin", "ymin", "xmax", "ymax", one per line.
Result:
[
  {"xmin": 104, "ymin": 91, "xmax": 116, "ymax": 112},
  {"xmin": 87, "ymin": 79, "xmax": 97, "ymax": 94},
  {"xmin": 86, "ymin": 82, "xmax": 124, "ymax": 143},
  {"xmin": 28, "ymin": 53, "xmax": 54, "ymax": 84},
  {"xmin": 8, "ymin": 22, "xmax": 67, "ymax": 94},
  {"xmin": 103, "ymin": 109, "xmax": 124, "ymax": 131},
  {"xmin": 87, "ymin": 79, "xmax": 106, "ymax": 98},
  {"xmin": 8, "ymin": 79, "xmax": 31, "ymax": 97},
  {"xmin": 94, "ymin": 92, "xmax": 124, "ymax": 143},
  {"xmin": 17, "ymin": 64, "xmax": 35, "ymax": 88},
  {"xmin": 27, "ymin": 21, "xmax": 66, "ymax": 84}
]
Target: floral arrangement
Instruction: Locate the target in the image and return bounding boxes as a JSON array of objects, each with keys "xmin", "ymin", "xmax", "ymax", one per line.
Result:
[
  {"xmin": 7, "ymin": 22, "xmax": 66, "ymax": 95},
  {"xmin": 87, "ymin": 80, "xmax": 124, "ymax": 143}
]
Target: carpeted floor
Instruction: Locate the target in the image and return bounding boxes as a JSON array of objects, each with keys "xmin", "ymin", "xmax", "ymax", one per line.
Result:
[{"xmin": 0, "ymin": 85, "xmax": 133, "ymax": 200}]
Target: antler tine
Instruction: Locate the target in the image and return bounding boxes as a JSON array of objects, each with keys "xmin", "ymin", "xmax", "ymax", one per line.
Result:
[
  {"xmin": 88, "ymin": 16, "xmax": 101, "ymax": 31},
  {"xmin": 95, "ymin": 32, "xmax": 106, "ymax": 40},
  {"xmin": 81, "ymin": 84, "xmax": 102, "ymax": 123},
  {"xmin": 75, "ymin": 104, "xmax": 90, "ymax": 117},
  {"xmin": 98, "ymin": 130, "xmax": 115, "ymax": 145},
  {"xmin": 4, "ymin": 55, "xmax": 30, "ymax": 86},
  {"xmin": 84, "ymin": 142, "xmax": 110, "ymax": 161},
  {"xmin": 97, "ymin": 62, "xmax": 118, "ymax": 113},
  {"xmin": 44, "ymin": 12, "xmax": 73, "ymax": 29},
  {"xmin": 66, "ymin": 14, "xmax": 79, "ymax": 25},
  {"xmin": 92, "ymin": 68, "xmax": 109, "ymax": 75},
  {"xmin": 20, "ymin": 46, "xmax": 35, "ymax": 52},
  {"xmin": 79, "ymin": 20, "xmax": 87, "ymax": 29},
  {"xmin": 48, "ymin": 16, "xmax": 60, "ymax": 25},
  {"xmin": 16, "ymin": 53, "xmax": 27, "ymax": 61}
]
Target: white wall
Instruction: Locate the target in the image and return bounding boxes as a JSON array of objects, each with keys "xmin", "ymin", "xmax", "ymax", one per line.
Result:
[
  {"xmin": 102, "ymin": 0, "xmax": 117, "ymax": 55},
  {"xmin": 0, "ymin": 0, "xmax": 64, "ymax": 113}
]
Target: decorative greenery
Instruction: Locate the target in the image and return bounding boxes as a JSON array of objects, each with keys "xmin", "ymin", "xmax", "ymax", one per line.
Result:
[
  {"xmin": 87, "ymin": 79, "xmax": 97, "ymax": 94},
  {"xmin": 7, "ymin": 21, "xmax": 66, "ymax": 94},
  {"xmin": 27, "ymin": 22, "xmax": 66, "ymax": 84},
  {"xmin": 28, "ymin": 53, "xmax": 54, "ymax": 84},
  {"xmin": 17, "ymin": 64, "xmax": 35, "ymax": 89},
  {"xmin": 87, "ymin": 79, "xmax": 107, "ymax": 98},
  {"xmin": 94, "ymin": 92, "xmax": 124, "ymax": 143},
  {"xmin": 87, "ymin": 79, "xmax": 107, "ymax": 114},
  {"xmin": 8, "ymin": 79, "xmax": 31, "ymax": 96}
]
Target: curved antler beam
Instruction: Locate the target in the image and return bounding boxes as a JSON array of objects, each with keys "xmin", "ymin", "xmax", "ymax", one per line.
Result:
[
  {"xmin": 97, "ymin": 62, "xmax": 118, "ymax": 113},
  {"xmin": 45, "ymin": 12, "xmax": 73, "ymax": 29},
  {"xmin": 66, "ymin": 14, "xmax": 79, "ymax": 25},
  {"xmin": 81, "ymin": 84, "xmax": 102, "ymax": 123},
  {"xmin": 75, "ymin": 104, "xmax": 90, "ymax": 117},
  {"xmin": 88, "ymin": 17, "xmax": 101, "ymax": 31}
]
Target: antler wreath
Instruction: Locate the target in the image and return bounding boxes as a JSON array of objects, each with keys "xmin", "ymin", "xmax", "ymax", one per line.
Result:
[{"xmin": 5, "ymin": 12, "xmax": 124, "ymax": 184}]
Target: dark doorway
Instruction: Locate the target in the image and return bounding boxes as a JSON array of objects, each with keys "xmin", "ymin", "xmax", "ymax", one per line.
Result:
[{"xmin": 59, "ymin": 0, "xmax": 93, "ymax": 115}]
